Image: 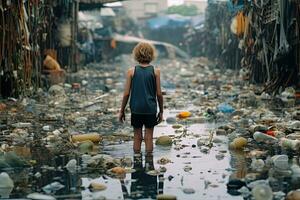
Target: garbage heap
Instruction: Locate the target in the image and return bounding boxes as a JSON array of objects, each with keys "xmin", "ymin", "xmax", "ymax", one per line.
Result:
[{"xmin": 205, "ymin": 0, "xmax": 300, "ymax": 94}]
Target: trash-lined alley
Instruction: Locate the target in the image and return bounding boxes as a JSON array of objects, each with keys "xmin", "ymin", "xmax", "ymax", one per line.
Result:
[{"xmin": 1, "ymin": 1, "xmax": 300, "ymax": 200}]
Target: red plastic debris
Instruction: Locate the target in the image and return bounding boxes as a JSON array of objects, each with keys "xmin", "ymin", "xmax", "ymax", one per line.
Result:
[{"xmin": 265, "ymin": 130, "xmax": 275, "ymax": 137}]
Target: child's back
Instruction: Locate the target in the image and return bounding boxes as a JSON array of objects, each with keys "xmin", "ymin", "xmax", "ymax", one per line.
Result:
[{"xmin": 130, "ymin": 65, "xmax": 157, "ymax": 114}]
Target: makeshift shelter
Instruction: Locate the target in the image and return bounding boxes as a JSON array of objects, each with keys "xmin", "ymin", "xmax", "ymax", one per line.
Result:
[{"xmin": 144, "ymin": 14, "xmax": 192, "ymax": 52}]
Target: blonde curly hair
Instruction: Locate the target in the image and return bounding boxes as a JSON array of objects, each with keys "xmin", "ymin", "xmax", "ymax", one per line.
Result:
[{"xmin": 132, "ymin": 42, "xmax": 156, "ymax": 64}]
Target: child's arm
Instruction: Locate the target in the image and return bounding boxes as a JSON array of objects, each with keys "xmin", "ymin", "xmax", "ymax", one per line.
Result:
[
  {"xmin": 119, "ymin": 68, "xmax": 133, "ymax": 122},
  {"xmin": 155, "ymin": 68, "xmax": 163, "ymax": 123}
]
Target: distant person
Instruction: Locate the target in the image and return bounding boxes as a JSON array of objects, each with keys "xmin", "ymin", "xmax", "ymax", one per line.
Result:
[{"xmin": 119, "ymin": 42, "xmax": 164, "ymax": 156}]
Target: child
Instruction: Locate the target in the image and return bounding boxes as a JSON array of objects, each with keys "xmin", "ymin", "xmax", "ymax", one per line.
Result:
[{"xmin": 119, "ymin": 42, "xmax": 163, "ymax": 155}]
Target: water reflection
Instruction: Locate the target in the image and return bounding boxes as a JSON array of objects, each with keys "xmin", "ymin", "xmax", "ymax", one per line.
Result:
[
  {"xmin": 123, "ymin": 153, "xmax": 164, "ymax": 199},
  {"xmin": 229, "ymin": 150, "xmax": 248, "ymax": 180},
  {"xmin": 227, "ymin": 150, "xmax": 248, "ymax": 196}
]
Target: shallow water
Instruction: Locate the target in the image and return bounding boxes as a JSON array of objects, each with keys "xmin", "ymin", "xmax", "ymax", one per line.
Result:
[
  {"xmin": 101, "ymin": 110, "xmax": 243, "ymax": 200},
  {"xmin": 2, "ymin": 108, "xmax": 244, "ymax": 200}
]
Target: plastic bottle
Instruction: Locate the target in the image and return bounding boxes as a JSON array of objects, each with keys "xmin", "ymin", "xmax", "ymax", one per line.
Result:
[
  {"xmin": 251, "ymin": 158, "xmax": 265, "ymax": 172},
  {"xmin": 291, "ymin": 157, "xmax": 300, "ymax": 183},
  {"xmin": 81, "ymin": 154, "xmax": 92, "ymax": 165},
  {"xmin": 280, "ymin": 138, "xmax": 300, "ymax": 151},
  {"xmin": 252, "ymin": 184, "xmax": 273, "ymax": 200},
  {"xmin": 11, "ymin": 122, "xmax": 32, "ymax": 128},
  {"xmin": 65, "ymin": 159, "xmax": 77, "ymax": 173},
  {"xmin": 0, "ymin": 172, "xmax": 14, "ymax": 198},
  {"xmin": 253, "ymin": 131, "xmax": 278, "ymax": 143},
  {"xmin": 271, "ymin": 155, "xmax": 289, "ymax": 170},
  {"xmin": 71, "ymin": 133, "xmax": 102, "ymax": 143}
]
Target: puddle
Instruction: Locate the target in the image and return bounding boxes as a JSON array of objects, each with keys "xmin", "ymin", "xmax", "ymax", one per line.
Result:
[{"xmin": 103, "ymin": 121, "xmax": 242, "ymax": 200}]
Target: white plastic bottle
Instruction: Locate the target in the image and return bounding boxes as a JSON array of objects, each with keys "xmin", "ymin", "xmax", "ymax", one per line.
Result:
[
  {"xmin": 271, "ymin": 155, "xmax": 289, "ymax": 170},
  {"xmin": 251, "ymin": 158, "xmax": 265, "ymax": 172},
  {"xmin": 252, "ymin": 184, "xmax": 273, "ymax": 200},
  {"xmin": 0, "ymin": 172, "xmax": 14, "ymax": 198},
  {"xmin": 291, "ymin": 157, "xmax": 300, "ymax": 183},
  {"xmin": 280, "ymin": 138, "xmax": 300, "ymax": 151},
  {"xmin": 253, "ymin": 131, "xmax": 278, "ymax": 143}
]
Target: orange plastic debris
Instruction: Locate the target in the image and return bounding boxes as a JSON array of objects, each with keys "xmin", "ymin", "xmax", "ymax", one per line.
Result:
[
  {"xmin": 110, "ymin": 39, "xmax": 117, "ymax": 49},
  {"xmin": 43, "ymin": 55, "xmax": 61, "ymax": 70},
  {"xmin": 178, "ymin": 111, "xmax": 192, "ymax": 119},
  {"xmin": 236, "ymin": 11, "xmax": 246, "ymax": 37},
  {"xmin": 111, "ymin": 167, "xmax": 126, "ymax": 174}
]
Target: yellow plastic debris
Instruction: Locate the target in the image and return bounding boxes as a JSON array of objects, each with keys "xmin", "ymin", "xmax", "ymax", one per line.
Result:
[
  {"xmin": 230, "ymin": 137, "xmax": 247, "ymax": 149},
  {"xmin": 71, "ymin": 133, "xmax": 102, "ymax": 143}
]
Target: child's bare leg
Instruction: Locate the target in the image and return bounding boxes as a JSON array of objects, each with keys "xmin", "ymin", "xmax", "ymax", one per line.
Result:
[
  {"xmin": 133, "ymin": 128, "xmax": 143, "ymax": 153},
  {"xmin": 144, "ymin": 127, "xmax": 154, "ymax": 153}
]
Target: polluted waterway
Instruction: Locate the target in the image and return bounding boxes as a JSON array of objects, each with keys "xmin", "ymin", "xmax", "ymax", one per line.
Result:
[{"xmin": 2, "ymin": 56, "xmax": 300, "ymax": 200}]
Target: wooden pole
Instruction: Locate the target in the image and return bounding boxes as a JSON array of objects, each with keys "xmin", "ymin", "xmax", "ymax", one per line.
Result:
[
  {"xmin": 74, "ymin": 0, "xmax": 79, "ymax": 72},
  {"xmin": 70, "ymin": 1, "xmax": 75, "ymax": 72},
  {"xmin": 71, "ymin": 0, "xmax": 79, "ymax": 72}
]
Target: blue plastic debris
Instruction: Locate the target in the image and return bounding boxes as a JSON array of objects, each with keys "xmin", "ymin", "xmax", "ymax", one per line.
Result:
[
  {"xmin": 226, "ymin": 0, "xmax": 244, "ymax": 13},
  {"xmin": 217, "ymin": 103, "xmax": 235, "ymax": 113}
]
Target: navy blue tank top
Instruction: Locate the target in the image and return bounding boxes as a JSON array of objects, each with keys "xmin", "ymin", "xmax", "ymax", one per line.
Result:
[{"xmin": 130, "ymin": 65, "xmax": 157, "ymax": 114}]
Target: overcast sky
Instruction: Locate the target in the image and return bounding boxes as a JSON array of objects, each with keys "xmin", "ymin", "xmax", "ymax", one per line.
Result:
[{"xmin": 168, "ymin": 0, "xmax": 184, "ymax": 6}]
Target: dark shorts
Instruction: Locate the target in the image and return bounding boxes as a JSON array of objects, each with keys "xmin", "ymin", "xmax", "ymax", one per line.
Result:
[{"xmin": 131, "ymin": 113, "xmax": 158, "ymax": 128}]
